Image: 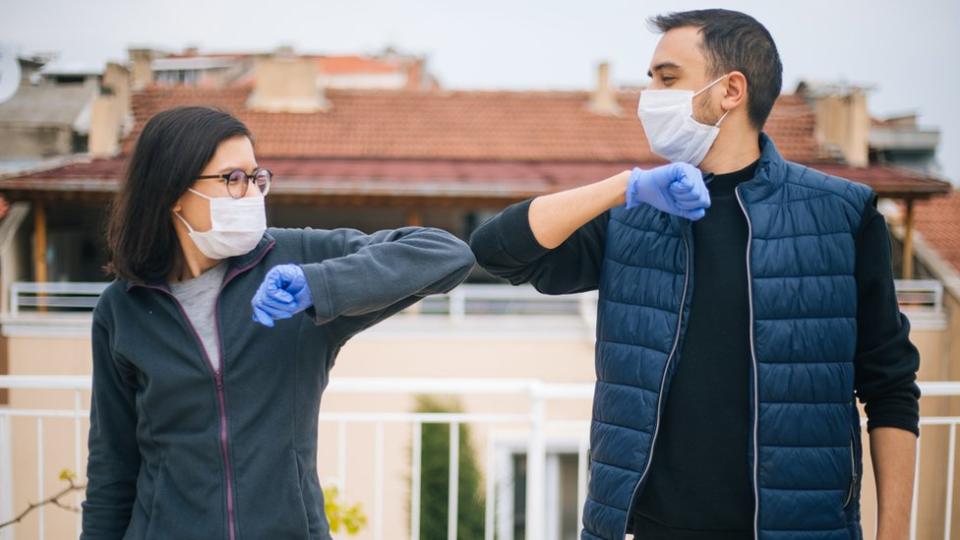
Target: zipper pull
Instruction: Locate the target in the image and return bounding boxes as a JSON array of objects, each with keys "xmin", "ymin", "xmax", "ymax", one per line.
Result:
[{"xmin": 215, "ymin": 372, "xmax": 224, "ymax": 390}]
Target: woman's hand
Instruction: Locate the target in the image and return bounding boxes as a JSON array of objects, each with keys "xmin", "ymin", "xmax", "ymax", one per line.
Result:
[{"xmin": 251, "ymin": 264, "xmax": 313, "ymax": 327}]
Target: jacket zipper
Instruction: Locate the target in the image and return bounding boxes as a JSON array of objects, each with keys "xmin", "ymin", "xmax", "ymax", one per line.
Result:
[
  {"xmin": 141, "ymin": 240, "xmax": 274, "ymax": 540},
  {"xmin": 620, "ymin": 222, "xmax": 692, "ymax": 538},
  {"xmin": 735, "ymin": 187, "xmax": 761, "ymax": 540},
  {"xmin": 843, "ymin": 430, "xmax": 857, "ymax": 508},
  {"xmin": 145, "ymin": 287, "xmax": 237, "ymax": 540}
]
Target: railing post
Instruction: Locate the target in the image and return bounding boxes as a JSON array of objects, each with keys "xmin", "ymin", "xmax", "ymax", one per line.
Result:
[
  {"xmin": 449, "ymin": 288, "xmax": 466, "ymax": 324},
  {"xmin": 448, "ymin": 422, "xmax": 460, "ymax": 540},
  {"xmin": 9, "ymin": 283, "xmax": 19, "ymax": 316},
  {"xmin": 525, "ymin": 381, "xmax": 546, "ymax": 540},
  {"xmin": 578, "ymin": 293, "xmax": 597, "ymax": 332}
]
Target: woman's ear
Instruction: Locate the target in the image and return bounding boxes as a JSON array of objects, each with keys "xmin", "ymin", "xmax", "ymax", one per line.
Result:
[{"xmin": 172, "ymin": 192, "xmax": 185, "ymax": 213}]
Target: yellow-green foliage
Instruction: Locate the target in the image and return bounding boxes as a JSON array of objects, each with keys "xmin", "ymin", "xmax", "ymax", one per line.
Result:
[{"xmin": 324, "ymin": 486, "xmax": 367, "ymax": 536}]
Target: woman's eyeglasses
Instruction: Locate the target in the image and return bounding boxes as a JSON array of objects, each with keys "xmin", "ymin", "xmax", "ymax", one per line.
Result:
[{"xmin": 195, "ymin": 168, "xmax": 273, "ymax": 199}]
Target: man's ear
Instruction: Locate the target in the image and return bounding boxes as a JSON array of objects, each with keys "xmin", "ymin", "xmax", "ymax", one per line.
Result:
[{"xmin": 722, "ymin": 70, "xmax": 749, "ymax": 111}]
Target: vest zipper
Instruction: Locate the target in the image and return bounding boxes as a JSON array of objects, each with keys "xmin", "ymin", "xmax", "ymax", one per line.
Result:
[
  {"xmin": 620, "ymin": 222, "xmax": 692, "ymax": 538},
  {"xmin": 734, "ymin": 187, "xmax": 761, "ymax": 540},
  {"xmin": 843, "ymin": 430, "xmax": 857, "ymax": 508}
]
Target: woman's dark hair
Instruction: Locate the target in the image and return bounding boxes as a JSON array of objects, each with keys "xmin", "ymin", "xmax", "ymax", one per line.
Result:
[
  {"xmin": 649, "ymin": 9, "xmax": 783, "ymax": 130},
  {"xmin": 106, "ymin": 106, "xmax": 251, "ymax": 283}
]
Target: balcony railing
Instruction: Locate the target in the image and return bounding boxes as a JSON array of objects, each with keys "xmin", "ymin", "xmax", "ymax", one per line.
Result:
[
  {"xmin": 0, "ymin": 376, "xmax": 958, "ymax": 540},
  {"xmin": 6, "ymin": 279, "xmax": 944, "ymax": 322}
]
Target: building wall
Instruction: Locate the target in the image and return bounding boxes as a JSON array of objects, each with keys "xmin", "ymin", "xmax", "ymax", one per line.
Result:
[
  {"xmin": 0, "ymin": 125, "xmax": 73, "ymax": 159},
  {"xmin": 0, "ymin": 309, "xmax": 956, "ymax": 539},
  {"xmin": 1, "ymin": 319, "xmax": 596, "ymax": 539}
]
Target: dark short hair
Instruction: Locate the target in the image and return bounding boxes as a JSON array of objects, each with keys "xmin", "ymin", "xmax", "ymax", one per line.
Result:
[
  {"xmin": 649, "ymin": 9, "xmax": 783, "ymax": 130},
  {"xmin": 106, "ymin": 106, "xmax": 251, "ymax": 283}
]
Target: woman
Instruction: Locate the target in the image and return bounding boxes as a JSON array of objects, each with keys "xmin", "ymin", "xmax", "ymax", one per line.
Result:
[{"xmin": 81, "ymin": 106, "xmax": 475, "ymax": 539}]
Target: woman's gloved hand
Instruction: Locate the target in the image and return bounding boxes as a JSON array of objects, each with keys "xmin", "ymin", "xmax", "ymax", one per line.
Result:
[
  {"xmin": 251, "ymin": 264, "xmax": 313, "ymax": 327},
  {"xmin": 625, "ymin": 162, "xmax": 711, "ymax": 221}
]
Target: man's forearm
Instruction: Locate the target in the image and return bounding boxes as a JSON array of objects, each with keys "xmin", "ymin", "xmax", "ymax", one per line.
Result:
[
  {"xmin": 528, "ymin": 170, "xmax": 629, "ymax": 249},
  {"xmin": 871, "ymin": 426, "xmax": 917, "ymax": 540}
]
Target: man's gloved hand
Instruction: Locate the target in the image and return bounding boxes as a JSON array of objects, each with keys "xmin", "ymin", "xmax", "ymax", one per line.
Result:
[
  {"xmin": 625, "ymin": 162, "xmax": 711, "ymax": 221},
  {"xmin": 251, "ymin": 264, "xmax": 313, "ymax": 327}
]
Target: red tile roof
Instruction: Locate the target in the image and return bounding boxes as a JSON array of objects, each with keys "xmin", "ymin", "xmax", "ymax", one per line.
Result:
[
  {"xmin": 0, "ymin": 86, "xmax": 950, "ymax": 202},
  {"xmin": 314, "ymin": 56, "xmax": 402, "ymax": 75},
  {"xmin": 122, "ymin": 86, "xmax": 820, "ymax": 163},
  {"xmin": 3, "ymin": 156, "xmax": 948, "ymax": 204},
  {"xmin": 914, "ymin": 190, "xmax": 960, "ymax": 273}
]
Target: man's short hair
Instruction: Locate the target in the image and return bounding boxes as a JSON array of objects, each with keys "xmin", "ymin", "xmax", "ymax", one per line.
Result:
[{"xmin": 649, "ymin": 9, "xmax": 783, "ymax": 130}]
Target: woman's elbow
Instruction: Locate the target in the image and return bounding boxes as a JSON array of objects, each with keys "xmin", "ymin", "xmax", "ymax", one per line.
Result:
[{"xmin": 444, "ymin": 238, "xmax": 476, "ymax": 288}]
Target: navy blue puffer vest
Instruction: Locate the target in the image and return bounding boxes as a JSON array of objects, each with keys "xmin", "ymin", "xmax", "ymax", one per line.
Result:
[{"xmin": 582, "ymin": 134, "xmax": 873, "ymax": 540}]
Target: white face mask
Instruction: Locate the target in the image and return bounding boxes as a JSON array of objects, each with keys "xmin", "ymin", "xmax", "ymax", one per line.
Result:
[
  {"xmin": 637, "ymin": 74, "xmax": 731, "ymax": 166},
  {"xmin": 174, "ymin": 189, "xmax": 266, "ymax": 260}
]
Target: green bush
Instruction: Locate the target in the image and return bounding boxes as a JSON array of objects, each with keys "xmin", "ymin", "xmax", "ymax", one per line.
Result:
[{"xmin": 413, "ymin": 395, "xmax": 485, "ymax": 540}]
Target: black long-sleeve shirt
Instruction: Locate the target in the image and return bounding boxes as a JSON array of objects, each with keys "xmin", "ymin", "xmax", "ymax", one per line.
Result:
[{"xmin": 468, "ymin": 162, "xmax": 921, "ymax": 538}]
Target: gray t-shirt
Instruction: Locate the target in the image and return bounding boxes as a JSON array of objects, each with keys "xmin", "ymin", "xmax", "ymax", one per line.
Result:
[{"xmin": 169, "ymin": 263, "xmax": 228, "ymax": 372}]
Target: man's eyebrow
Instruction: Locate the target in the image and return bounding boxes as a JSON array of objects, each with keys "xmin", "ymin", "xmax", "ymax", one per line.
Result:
[{"xmin": 647, "ymin": 62, "xmax": 682, "ymax": 78}]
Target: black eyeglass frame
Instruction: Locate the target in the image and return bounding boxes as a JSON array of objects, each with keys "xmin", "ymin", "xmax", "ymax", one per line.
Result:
[{"xmin": 195, "ymin": 168, "xmax": 273, "ymax": 198}]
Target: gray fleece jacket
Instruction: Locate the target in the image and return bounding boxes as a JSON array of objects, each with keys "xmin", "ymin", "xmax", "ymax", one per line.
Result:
[{"xmin": 82, "ymin": 226, "xmax": 475, "ymax": 540}]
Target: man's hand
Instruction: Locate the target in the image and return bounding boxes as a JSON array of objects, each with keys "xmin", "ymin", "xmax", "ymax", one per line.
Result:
[
  {"xmin": 250, "ymin": 264, "xmax": 313, "ymax": 327},
  {"xmin": 626, "ymin": 162, "xmax": 711, "ymax": 220}
]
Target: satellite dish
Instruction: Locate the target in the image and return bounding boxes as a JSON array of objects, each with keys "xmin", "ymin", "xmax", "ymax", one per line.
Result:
[{"xmin": 0, "ymin": 44, "xmax": 21, "ymax": 104}]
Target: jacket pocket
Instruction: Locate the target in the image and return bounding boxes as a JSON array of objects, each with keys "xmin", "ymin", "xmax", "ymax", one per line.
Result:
[
  {"xmin": 295, "ymin": 449, "xmax": 330, "ymax": 539},
  {"xmin": 144, "ymin": 455, "xmax": 167, "ymax": 540}
]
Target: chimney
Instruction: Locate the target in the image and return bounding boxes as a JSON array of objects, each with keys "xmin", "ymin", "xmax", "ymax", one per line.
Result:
[
  {"xmin": 127, "ymin": 48, "xmax": 158, "ymax": 90},
  {"xmin": 89, "ymin": 63, "xmax": 131, "ymax": 157},
  {"xmin": 588, "ymin": 62, "xmax": 621, "ymax": 116},
  {"xmin": 89, "ymin": 92, "xmax": 120, "ymax": 157},
  {"xmin": 102, "ymin": 62, "xmax": 131, "ymax": 124},
  {"xmin": 797, "ymin": 81, "xmax": 871, "ymax": 167},
  {"xmin": 404, "ymin": 58, "xmax": 426, "ymax": 91},
  {"xmin": 246, "ymin": 52, "xmax": 328, "ymax": 113}
]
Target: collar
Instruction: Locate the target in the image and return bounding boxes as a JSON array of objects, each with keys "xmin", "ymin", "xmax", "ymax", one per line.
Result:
[{"xmin": 125, "ymin": 230, "xmax": 276, "ymax": 292}]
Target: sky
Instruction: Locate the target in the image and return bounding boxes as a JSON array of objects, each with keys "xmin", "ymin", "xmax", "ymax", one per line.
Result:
[{"xmin": 1, "ymin": 0, "xmax": 958, "ymax": 183}]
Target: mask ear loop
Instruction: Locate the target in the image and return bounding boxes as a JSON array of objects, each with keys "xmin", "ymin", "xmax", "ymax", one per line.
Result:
[
  {"xmin": 693, "ymin": 73, "xmax": 731, "ymax": 97},
  {"xmin": 715, "ymin": 109, "xmax": 730, "ymax": 127},
  {"xmin": 694, "ymin": 73, "xmax": 733, "ymax": 127},
  {"xmin": 187, "ymin": 188, "xmax": 212, "ymax": 200},
  {"xmin": 172, "ymin": 188, "xmax": 213, "ymax": 234},
  {"xmin": 173, "ymin": 211, "xmax": 197, "ymax": 233}
]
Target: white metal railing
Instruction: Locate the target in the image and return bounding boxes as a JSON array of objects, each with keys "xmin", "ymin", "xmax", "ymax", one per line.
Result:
[
  {"xmin": 6, "ymin": 282, "xmax": 599, "ymax": 325},
  {"xmin": 0, "ymin": 376, "xmax": 585, "ymax": 540},
  {"xmin": 0, "ymin": 376, "xmax": 958, "ymax": 540},
  {"xmin": 895, "ymin": 279, "xmax": 944, "ymax": 314},
  {"xmin": 7, "ymin": 280, "xmax": 943, "ymax": 320},
  {"xmin": 9, "ymin": 282, "xmax": 108, "ymax": 315}
]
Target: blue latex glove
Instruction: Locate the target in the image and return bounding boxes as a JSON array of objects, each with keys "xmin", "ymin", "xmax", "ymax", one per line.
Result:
[
  {"xmin": 251, "ymin": 264, "xmax": 313, "ymax": 327},
  {"xmin": 625, "ymin": 162, "xmax": 711, "ymax": 220}
]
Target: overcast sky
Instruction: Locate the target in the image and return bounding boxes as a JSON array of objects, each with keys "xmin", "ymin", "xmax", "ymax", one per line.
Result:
[{"xmin": 2, "ymin": 0, "xmax": 957, "ymax": 183}]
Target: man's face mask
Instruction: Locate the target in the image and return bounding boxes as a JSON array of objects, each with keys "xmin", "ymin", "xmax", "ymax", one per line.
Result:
[
  {"xmin": 174, "ymin": 189, "xmax": 266, "ymax": 260},
  {"xmin": 637, "ymin": 74, "xmax": 731, "ymax": 166}
]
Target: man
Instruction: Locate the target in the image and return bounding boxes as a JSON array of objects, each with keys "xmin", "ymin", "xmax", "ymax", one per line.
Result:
[{"xmin": 469, "ymin": 9, "xmax": 919, "ymax": 540}]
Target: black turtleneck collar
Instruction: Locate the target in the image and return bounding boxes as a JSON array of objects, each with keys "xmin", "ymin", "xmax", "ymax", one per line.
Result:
[{"xmin": 703, "ymin": 159, "xmax": 760, "ymax": 197}]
